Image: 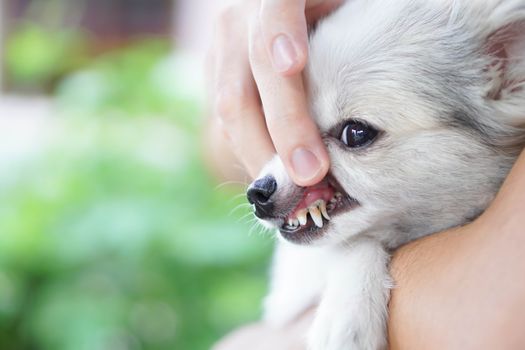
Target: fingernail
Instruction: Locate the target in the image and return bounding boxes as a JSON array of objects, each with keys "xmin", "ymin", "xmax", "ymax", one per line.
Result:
[
  {"xmin": 272, "ymin": 34, "xmax": 298, "ymax": 73},
  {"xmin": 291, "ymin": 147, "xmax": 322, "ymax": 182}
]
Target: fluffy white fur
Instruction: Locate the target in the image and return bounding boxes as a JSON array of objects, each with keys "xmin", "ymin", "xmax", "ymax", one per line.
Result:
[{"xmin": 249, "ymin": 0, "xmax": 525, "ymax": 349}]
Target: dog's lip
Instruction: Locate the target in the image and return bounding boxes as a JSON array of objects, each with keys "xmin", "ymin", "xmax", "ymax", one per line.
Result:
[
  {"xmin": 277, "ymin": 174, "xmax": 359, "ymax": 244},
  {"xmin": 279, "ymin": 197, "xmax": 357, "ymax": 244},
  {"xmin": 281, "ymin": 174, "xmax": 353, "ymax": 219},
  {"xmin": 286, "ymin": 179, "xmax": 334, "ymax": 220}
]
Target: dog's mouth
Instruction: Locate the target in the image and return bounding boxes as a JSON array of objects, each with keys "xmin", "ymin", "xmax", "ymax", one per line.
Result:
[{"xmin": 279, "ymin": 175, "xmax": 358, "ymax": 243}]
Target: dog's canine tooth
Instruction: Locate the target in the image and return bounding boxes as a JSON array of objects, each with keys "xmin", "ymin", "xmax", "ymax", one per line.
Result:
[
  {"xmin": 309, "ymin": 206, "xmax": 324, "ymax": 228},
  {"xmin": 292, "ymin": 219, "xmax": 299, "ymax": 227},
  {"xmin": 297, "ymin": 209, "xmax": 308, "ymax": 226},
  {"xmin": 288, "ymin": 218, "xmax": 295, "ymax": 227},
  {"xmin": 319, "ymin": 201, "xmax": 330, "ymax": 220}
]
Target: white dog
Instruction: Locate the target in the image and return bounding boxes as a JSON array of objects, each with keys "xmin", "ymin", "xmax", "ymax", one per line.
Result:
[{"xmin": 246, "ymin": 0, "xmax": 525, "ymax": 349}]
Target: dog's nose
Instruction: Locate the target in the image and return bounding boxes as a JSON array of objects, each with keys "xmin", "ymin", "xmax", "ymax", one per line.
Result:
[{"xmin": 247, "ymin": 176, "xmax": 277, "ymax": 218}]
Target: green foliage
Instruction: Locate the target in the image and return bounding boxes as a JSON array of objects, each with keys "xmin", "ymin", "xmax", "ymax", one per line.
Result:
[
  {"xmin": 1, "ymin": 40, "xmax": 271, "ymax": 349},
  {"xmin": 55, "ymin": 41, "xmax": 200, "ymax": 131},
  {"xmin": 0, "ymin": 117, "xmax": 272, "ymax": 350},
  {"xmin": 5, "ymin": 23, "xmax": 88, "ymax": 90}
]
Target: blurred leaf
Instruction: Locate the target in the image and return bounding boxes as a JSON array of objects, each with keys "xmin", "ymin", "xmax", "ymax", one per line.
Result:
[
  {"xmin": 6, "ymin": 23, "xmax": 88, "ymax": 88},
  {"xmin": 2, "ymin": 16, "xmax": 265, "ymax": 347},
  {"xmin": 0, "ymin": 115, "xmax": 271, "ymax": 350},
  {"xmin": 55, "ymin": 41, "xmax": 202, "ymax": 131}
]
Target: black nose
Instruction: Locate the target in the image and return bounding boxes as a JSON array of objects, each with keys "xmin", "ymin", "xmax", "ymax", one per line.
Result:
[{"xmin": 247, "ymin": 176, "xmax": 277, "ymax": 218}]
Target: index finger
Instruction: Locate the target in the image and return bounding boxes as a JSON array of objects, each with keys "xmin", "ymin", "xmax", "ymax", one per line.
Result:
[
  {"xmin": 249, "ymin": 18, "xmax": 330, "ymax": 186},
  {"xmin": 259, "ymin": 0, "xmax": 344, "ymax": 75}
]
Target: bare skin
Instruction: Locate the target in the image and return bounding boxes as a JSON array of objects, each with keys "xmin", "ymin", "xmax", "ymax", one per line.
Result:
[
  {"xmin": 388, "ymin": 149, "xmax": 525, "ymax": 350},
  {"xmin": 206, "ymin": 1, "xmax": 525, "ymax": 348}
]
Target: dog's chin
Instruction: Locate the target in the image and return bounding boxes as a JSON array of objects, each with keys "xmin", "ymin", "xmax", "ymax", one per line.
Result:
[{"xmin": 272, "ymin": 175, "xmax": 359, "ymax": 245}]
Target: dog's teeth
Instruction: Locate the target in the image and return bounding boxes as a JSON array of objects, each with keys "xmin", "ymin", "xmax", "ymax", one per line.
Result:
[
  {"xmin": 297, "ymin": 209, "xmax": 308, "ymax": 226},
  {"xmin": 329, "ymin": 198, "xmax": 337, "ymax": 204},
  {"xmin": 335, "ymin": 192, "xmax": 343, "ymax": 199},
  {"xmin": 319, "ymin": 201, "xmax": 330, "ymax": 220},
  {"xmin": 327, "ymin": 202, "xmax": 335, "ymax": 211},
  {"xmin": 293, "ymin": 219, "xmax": 299, "ymax": 227},
  {"xmin": 288, "ymin": 218, "xmax": 295, "ymax": 227},
  {"xmin": 309, "ymin": 206, "xmax": 323, "ymax": 228}
]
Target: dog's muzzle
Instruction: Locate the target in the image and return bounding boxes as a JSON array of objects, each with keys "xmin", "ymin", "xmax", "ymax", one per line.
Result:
[
  {"xmin": 246, "ymin": 175, "xmax": 277, "ymax": 218},
  {"xmin": 247, "ymin": 172, "xmax": 359, "ymax": 244}
]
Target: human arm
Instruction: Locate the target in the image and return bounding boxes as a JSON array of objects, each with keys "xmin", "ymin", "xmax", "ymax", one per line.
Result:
[{"xmin": 388, "ymin": 149, "xmax": 525, "ymax": 349}]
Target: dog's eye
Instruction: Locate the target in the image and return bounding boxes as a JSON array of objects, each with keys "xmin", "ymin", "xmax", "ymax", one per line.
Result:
[{"xmin": 340, "ymin": 121, "xmax": 378, "ymax": 148}]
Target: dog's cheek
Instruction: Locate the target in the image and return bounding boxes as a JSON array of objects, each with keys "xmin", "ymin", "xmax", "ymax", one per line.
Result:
[{"xmin": 325, "ymin": 141, "xmax": 392, "ymax": 204}]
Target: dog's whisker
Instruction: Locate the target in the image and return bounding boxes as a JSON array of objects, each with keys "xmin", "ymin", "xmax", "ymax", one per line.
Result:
[
  {"xmin": 223, "ymin": 188, "xmax": 251, "ymax": 207},
  {"xmin": 248, "ymin": 222, "xmax": 261, "ymax": 236},
  {"xmin": 231, "ymin": 192, "xmax": 248, "ymax": 200},
  {"xmin": 214, "ymin": 181, "xmax": 249, "ymax": 191},
  {"xmin": 236, "ymin": 211, "xmax": 256, "ymax": 223},
  {"xmin": 228, "ymin": 203, "xmax": 252, "ymax": 217}
]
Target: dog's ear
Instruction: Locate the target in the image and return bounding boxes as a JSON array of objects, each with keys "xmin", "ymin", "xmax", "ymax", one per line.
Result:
[{"xmin": 482, "ymin": 1, "xmax": 525, "ymax": 116}]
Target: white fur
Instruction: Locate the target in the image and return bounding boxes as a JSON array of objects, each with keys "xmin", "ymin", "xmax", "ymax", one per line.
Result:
[{"xmin": 249, "ymin": 0, "xmax": 525, "ymax": 349}]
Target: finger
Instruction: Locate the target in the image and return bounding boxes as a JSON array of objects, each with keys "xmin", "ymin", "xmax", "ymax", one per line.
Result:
[
  {"xmin": 249, "ymin": 18, "xmax": 330, "ymax": 186},
  {"xmin": 305, "ymin": 0, "xmax": 345, "ymax": 23},
  {"xmin": 259, "ymin": 0, "xmax": 310, "ymax": 75},
  {"xmin": 259, "ymin": 0, "xmax": 345, "ymax": 75},
  {"xmin": 213, "ymin": 5, "xmax": 276, "ymax": 179}
]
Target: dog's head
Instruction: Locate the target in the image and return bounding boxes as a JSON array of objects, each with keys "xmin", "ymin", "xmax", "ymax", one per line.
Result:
[{"xmin": 248, "ymin": 0, "xmax": 525, "ymax": 247}]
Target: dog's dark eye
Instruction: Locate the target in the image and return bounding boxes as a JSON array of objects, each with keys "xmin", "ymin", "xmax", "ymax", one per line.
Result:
[{"xmin": 340, "ymin": 121, "xmax": 378, "ymax": 148}]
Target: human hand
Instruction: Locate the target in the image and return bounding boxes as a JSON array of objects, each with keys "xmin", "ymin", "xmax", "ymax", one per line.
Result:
[{"xmin": 208, "ymin": 0, "xmax": 344, "ymax": 186}]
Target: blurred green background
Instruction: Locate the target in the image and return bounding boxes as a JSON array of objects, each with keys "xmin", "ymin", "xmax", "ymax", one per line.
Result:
[{"xmin": 0, "ymin": 1, "xmax": 272, "ymax": 349}]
